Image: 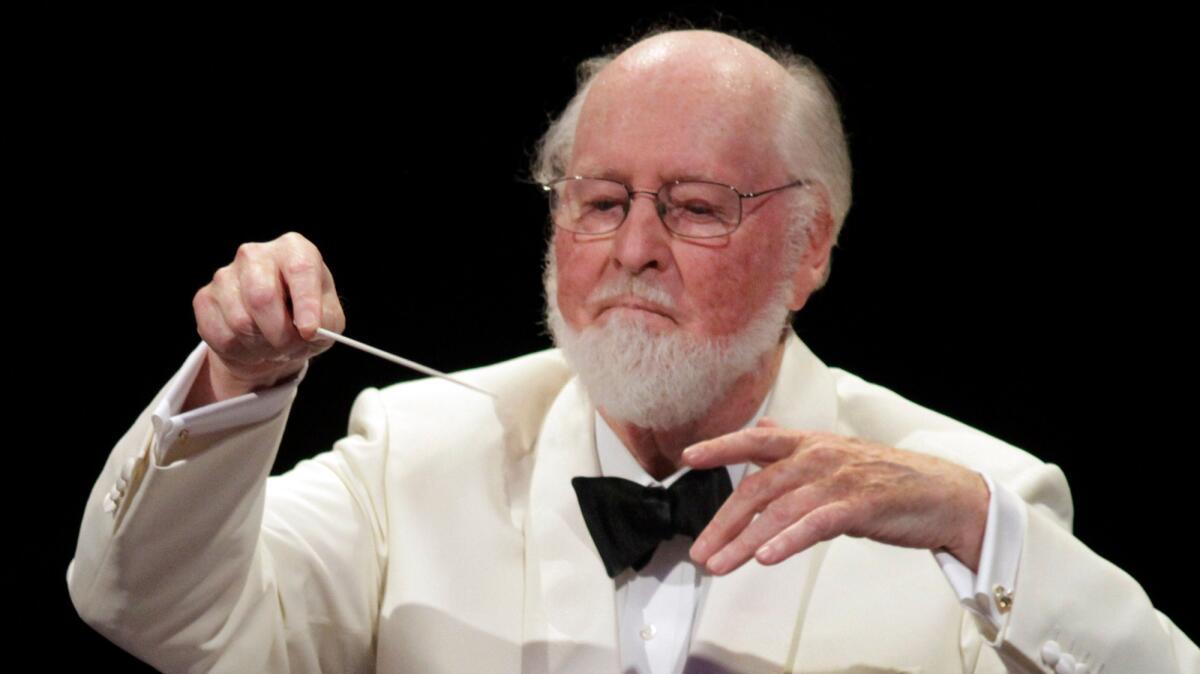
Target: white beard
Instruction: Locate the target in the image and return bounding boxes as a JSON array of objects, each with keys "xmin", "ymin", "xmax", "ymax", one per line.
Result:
[{"xmin": 543, "ymin": 252, "xmax": 794, "ymax": 430}]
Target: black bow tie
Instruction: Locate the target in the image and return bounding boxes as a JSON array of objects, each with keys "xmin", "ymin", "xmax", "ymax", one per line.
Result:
[{"xmin": 572, "ymin": 468, "xmax": 733, "ymax": 578}]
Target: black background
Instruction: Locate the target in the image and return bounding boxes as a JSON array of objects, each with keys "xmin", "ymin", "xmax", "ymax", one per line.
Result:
[{"xmin": 32, "ymin": 5, "xmax": 1194, "ymax": 669}]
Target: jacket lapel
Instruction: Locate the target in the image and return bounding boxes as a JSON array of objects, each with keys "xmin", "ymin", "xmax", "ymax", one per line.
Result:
[
  {"xmin": 522, "ymin": 378, "xmax": 620, "ymax": 672},
  {"xmin": 688, "ymin": 332, "xmax": 840, "ymax": 672},
  {"xmin": 516, "ymin": 332, "xmax": 841, "ymax": 672}
]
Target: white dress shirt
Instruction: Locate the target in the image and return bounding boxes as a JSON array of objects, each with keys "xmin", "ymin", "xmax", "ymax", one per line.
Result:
[{"xmin": 152, "ymin": 341, "xmax": 1024, "ymax": 672}]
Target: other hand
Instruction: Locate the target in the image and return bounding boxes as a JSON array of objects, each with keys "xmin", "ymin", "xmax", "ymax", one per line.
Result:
[{"xmin": 684, "ymin": 419, "xmax": 990, "ymax": 575}]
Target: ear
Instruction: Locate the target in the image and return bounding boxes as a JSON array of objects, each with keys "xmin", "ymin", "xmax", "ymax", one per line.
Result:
[{"xmin": 787, "ymin": 187, "xmax": 836, "ymax": 312}]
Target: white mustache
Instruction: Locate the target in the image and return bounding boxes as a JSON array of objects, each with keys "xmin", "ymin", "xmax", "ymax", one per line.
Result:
[{"xmin": 588, "ymin": 274, "xmax": 676, "ymax": 310}]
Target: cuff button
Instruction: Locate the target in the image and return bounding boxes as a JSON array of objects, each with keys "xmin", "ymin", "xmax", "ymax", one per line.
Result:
[{"xmin": 992, "ymin": 584, "xmax": 1013, "ymax": 613}]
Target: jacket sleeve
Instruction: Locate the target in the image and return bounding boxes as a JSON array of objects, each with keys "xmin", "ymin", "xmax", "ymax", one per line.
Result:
[
  {"xmin": 971, "ymin": 461, "xmax": 1199, "ymax": 673},
  {"xmin": 66, "ymin": 374, "xmax": 391, "ymax": 673}
]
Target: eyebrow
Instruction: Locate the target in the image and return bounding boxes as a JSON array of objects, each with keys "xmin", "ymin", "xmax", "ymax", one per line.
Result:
[
  {"xmin": 590, "ymin": 168, "xmax": 627, "ymax": 182},
  {"xmin": 581, "ymin": 170, "xmax": 726, "ymax": 186},
  {"xmin": 668, "ymin": 173, "xmax": 723, "ymax": 184}
]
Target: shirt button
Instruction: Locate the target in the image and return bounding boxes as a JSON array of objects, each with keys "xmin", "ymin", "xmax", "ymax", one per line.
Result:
[{"xmin": 639, "ymin": 624, "xmax": 656, "ymax": 641}]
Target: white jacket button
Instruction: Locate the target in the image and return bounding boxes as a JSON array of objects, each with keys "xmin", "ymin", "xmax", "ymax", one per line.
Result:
[
  {"xmin": 1041, "ymin": 641, "xmax": 1061, "ymax": 666},
  {"xmin": 1074, "ymin": 662, "xmax": 1089, "ymax": 674},
  {"xmin": 121, "ymin": 455, "xmax": 137, "ymax": 482},
  {"xmin": 103, "ymin": 493, "xmax": 117, "ymax": 513},
  {"xmin": 1055, "ymin": 653, "xmax": 1076, "ymax": 674}
]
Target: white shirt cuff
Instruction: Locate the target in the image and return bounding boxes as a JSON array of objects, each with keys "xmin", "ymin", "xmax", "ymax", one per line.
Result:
[
  {"xmin": 933, "ymin": 472, "xmax": 1026, "ymax": 631},
  {"xmin": 150, "ymin": 341, "xmax": 308, "ymax": 464}
]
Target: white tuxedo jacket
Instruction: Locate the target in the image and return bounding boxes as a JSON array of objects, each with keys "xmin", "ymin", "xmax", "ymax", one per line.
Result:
[{"xmin": 68, "ymin": 332, "xmax": 1197, "ymax": 673}]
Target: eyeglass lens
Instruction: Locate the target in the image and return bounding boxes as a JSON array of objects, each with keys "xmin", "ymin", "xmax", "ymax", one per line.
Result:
[{"xmin": 550, "ymin": 178, "xmax": 739, "ymax": 238}]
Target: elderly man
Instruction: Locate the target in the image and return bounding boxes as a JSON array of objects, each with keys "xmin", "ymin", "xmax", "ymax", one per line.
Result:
[{"xmin": 68, "ymin": 29, "xmax": 1195, "ymax": 674}]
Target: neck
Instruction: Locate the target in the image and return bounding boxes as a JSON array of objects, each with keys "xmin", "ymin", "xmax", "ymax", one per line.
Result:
[{"xmin": 599, "ymin": 341, "xmax": 787, "ymax": 481}]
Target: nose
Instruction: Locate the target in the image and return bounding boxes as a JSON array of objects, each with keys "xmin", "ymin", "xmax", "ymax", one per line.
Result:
[{"xmin": 611, "ymin": 191, "xmax": 672, "ymax": 275}]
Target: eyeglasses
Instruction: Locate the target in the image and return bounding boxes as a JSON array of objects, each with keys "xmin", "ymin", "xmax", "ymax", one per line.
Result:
[{"xmin": 541, "ymin": 176, "xmax": 810, "ymax": 239}]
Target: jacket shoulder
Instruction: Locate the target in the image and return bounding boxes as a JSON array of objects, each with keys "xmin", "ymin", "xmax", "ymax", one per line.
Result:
[
  {"xmin": 350, "ymin": 347, "xmax": 573, "ymax": 467},
  {"xmin": 375, "ymin": 347, "xmax": 570, "ymax": 405}
]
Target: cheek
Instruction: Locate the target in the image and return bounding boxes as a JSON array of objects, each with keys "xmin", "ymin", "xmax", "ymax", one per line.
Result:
[
  {"xmin": 680, "ymin": 241, "xmax": 784, "ymax": 334},
  {"xmin": 553, "ymin": 237, "xmax": 601, "ymax": 321}
]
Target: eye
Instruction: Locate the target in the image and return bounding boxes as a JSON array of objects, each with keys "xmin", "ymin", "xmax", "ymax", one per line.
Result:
[
  {"xmin": 587, "ymin": 198, "xmax": 624, "ymax": 212},
  {"xmin": 671, "ymin": 199, "xmax": 720, "ymax": 221}
]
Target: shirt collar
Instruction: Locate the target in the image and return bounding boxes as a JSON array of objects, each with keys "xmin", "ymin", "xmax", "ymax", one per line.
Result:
[{"xmin": 594, "ymin": 391, "xmax": 773, "ymax": 490}]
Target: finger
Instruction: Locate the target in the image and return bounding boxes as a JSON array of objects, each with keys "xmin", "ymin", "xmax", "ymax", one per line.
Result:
[
  {"xmin": 704, "ymin": 483, "xmax": 827, "ymax": 575},
  {"xmin": 755, "ymin": 501, "xmax": 856, "ymax": 566},
  {"xmin": 211, "ymin": 267, "xmax": 262, "ymax": 358},
  {"xmin": 276, "ymin": 238, "xmax": 325, "ymax": 340},
  {"xmin": 319, "ymin": 268, "xmax": 346, "ymax": 335},
  {"xmin": 757, "ymin": 417, "xmax": 779, "ymax": 428},
  {"xmin": 239, "ymin": 258, "xmax": 295, "ymax": 351},
  {"xmin": 690, "ymin": 457, "xmax": 810, "ymax": 565},
  {"xmin": 193, "ymin": 286, "xmax": 241, "ymax": 356},
  {"xmin": 299, "ymin": 289, "xmax": 342, "ymax": 355},
  {"xmin": 682, "ymin": 426, "xmax": 803, "ymax": 469}
]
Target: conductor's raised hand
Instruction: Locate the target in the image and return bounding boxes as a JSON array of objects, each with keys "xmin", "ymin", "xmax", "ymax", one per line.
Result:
[
  {"xmin": 684, "ymin": 419, "xmax": 991, "ymax": 576},
  {"xmin": 191, "ymin": 231, "xmax": 345, "ymax": 403}
]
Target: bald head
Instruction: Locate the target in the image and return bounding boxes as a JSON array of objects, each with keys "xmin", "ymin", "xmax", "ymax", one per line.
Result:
[
  {"xmin": 582, "ymin": 32, "xmax": 793, "ymax": 177},
  {"xmin": 572, "ymin": 32, "xmax": 793, "ymax": 192},
  {"xmin": 597, "ymin": 30, "xmax": 790, "ymax": 100},
  {"xmin": 532, "ymin": 28, "xmax": 852, "ymax": 282}
]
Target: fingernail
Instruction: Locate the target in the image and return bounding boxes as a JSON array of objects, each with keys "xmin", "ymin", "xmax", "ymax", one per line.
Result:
[
  {"xmin": 756, "ymin": 543, "xmax": 776, "ymax": 563},
  {"xmin": 296, "ymin": 312, "xmax": 315, "ymax": 331},
  {"xmin": 682, "ymin": 447, "xmax": 699, "ymax": 461},
  {"xmin": 707, "ymin": 550, "xmax": 729, "ymax": 574}
]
